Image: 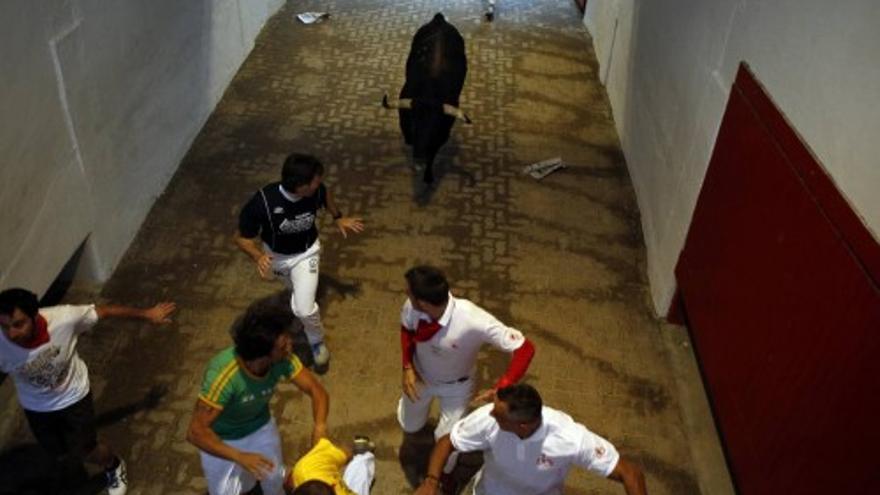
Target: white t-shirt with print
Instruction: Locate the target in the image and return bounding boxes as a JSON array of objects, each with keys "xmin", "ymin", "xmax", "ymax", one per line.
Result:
[
  {"xmin": 400, "ymin": 296, "xmax": 525, "ymax": 385},
  {"xmin": 450, "ymin": 404, "xmax": 620, "ymax": 495},
  {"xmin": 0, "ymin": 304, "xmax": 98, "ymax": 412}
]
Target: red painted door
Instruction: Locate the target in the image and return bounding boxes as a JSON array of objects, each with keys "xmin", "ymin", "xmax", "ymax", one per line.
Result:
[{"xmin": 675, "ymin": 64, "xmax": 880, "ymax": 494}]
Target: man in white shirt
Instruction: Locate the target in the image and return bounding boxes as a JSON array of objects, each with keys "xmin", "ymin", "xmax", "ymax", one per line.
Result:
[
  {"xmin": 398, "ymin": 266, "xmax": 536, "ymax": 488},
  {"xmin": 0, "ymin": 288, "xmax": 176, "ymax": 495},
  {"xmin": 414, "ymin": 383, "xmax": 648, "ymax": 495}
]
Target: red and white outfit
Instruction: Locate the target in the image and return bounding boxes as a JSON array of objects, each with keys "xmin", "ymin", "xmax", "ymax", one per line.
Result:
[
  {"xmin": 397, "ymin": 295, "xmax": 535, "ymax": 439},
  {"xmin": 0, "ymin": 305, "xmax": 98, "ymax": 412},
  {"xmin": 450, "ymin": 404, "xmax": 620, "ymax": 495}
]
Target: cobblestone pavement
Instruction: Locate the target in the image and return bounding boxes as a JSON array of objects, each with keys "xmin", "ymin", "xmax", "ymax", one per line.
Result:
[{"xmin": 2, "ymin": 1, "xmax": 706, "ymax": 494}]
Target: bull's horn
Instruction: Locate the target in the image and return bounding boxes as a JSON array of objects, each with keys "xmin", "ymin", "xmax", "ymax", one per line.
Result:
[
  {"xmin": 382, "ymin": 94, "xmax": 413, "ymax": 110},
  {"xmin": 443, "ymin": 104, "xmax": 473, "ymax": 124}
]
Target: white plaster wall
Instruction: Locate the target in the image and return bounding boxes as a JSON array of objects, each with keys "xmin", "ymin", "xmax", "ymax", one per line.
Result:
[
  {"xmin": 585, "ymin": 0, "xmax": 880, "ymax": 314},
  {"xmin": 0, "ymin": 0, "xmax": 284, "ymax": 296}
]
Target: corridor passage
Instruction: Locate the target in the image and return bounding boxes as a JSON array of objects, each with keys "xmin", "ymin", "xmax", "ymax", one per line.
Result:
[{"xmin": 3, "ymin": 1, "xmax": 711, "ymax": 493}]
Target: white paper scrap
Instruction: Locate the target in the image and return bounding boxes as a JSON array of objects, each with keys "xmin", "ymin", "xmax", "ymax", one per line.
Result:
[
  {"xmin": 522, "ymin": 157, "xmax": 566, "ymax": 179},
  {"xmin": 297, "ymin": 12, "xmax": 330, "ymax": 24}
]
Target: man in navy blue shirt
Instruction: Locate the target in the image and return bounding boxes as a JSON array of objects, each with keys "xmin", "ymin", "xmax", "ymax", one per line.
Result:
[{"xmin": 235, "ymin": 153, "xmax": 363, "ymax": 367}]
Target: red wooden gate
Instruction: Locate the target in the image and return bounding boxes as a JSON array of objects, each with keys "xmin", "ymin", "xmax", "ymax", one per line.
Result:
[{"xmin": 674, "ymin": 63, "xmax": 880, "ymax": 494}]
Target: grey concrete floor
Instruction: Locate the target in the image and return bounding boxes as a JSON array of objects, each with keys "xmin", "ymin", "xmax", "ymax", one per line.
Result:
[{"xmin": 0, "ymin": 1, "xmax": 734, "ymax": 494}]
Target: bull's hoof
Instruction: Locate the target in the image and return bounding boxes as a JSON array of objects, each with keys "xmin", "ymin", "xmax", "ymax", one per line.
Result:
[
  {"xmin": 423, "ymin": 171, "xmax": 435, "ymax": 183},
  {"xmin": 485, "ymin": 11, "xmax": 494, "ymax": 22}
]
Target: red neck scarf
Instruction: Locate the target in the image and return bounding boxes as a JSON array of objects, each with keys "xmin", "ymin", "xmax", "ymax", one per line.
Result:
[
  {"xmin": 413, "ymin": 318, "xmax": 443, "ymax": 342},
  {"xmin": 21, "ymin": 315, "xmax": 50, "ymax": 349}
]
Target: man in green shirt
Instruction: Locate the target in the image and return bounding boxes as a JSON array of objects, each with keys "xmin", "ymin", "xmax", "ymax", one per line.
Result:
[{"xmin": 187, "ymin": 306, "xmax": 329, "ymax": 495}]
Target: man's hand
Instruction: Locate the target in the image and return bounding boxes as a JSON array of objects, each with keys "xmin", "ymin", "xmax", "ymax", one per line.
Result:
[
  {"xmin": 311, "ymin": 422, "xmax": 328, "ymax": 446},
  {"xmin": 414, "ymin": 476, "xmax": 440, "ymax": 495},
  {"xmin": 235, "ymin": 451, "xmax": 275, "ymax": 480},
  {"xmin": 470, "ymin": 387, "xmax": 496, "ymax": 406},
  {"xmin": 143, "ymin": 302, "xmax": 176, "ymax": 324},
  {"xmin": 402, "ymin": 367, "xmax": 421, "ymax": 402},
  {"xmin": 335, "ymin": 217, "xmax": 364, "ymax": 238},
  {"xmin": 256, "ymin": 253, "xmax": 273, "ymax": 279}
]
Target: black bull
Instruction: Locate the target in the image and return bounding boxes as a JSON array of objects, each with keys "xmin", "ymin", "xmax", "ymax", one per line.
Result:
[{"xmin": 383, "ymin": 14, "xmax": 469, "ymax": 183}]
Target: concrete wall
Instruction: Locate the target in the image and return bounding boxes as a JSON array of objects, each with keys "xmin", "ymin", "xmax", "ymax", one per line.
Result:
[
  {"xmin": 584, "ymin": 0, "xmax": 880, "ymax": 314},
  {"xmin": 0, "ymin": 0, "xmax": 283, "ymax": 296}
]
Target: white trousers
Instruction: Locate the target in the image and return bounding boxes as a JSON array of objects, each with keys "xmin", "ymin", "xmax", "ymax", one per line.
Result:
[
  {"xmin": 398, "ymin": 378, "xmax": 472, "ymax": 473},
  {"xmin": 343, "ymin": 452, "xmax": 376, "ymax": 495},
  {"xmin": 397, "ymin": 378, "xmax": 473, "ymax": 438},
  {"xmin": 199, "ymin": 419, "xmax": 286, "ymax": 495},
  {"xmin": 269, "ymin": 240, "xmax": 324, "ymax": 345}
]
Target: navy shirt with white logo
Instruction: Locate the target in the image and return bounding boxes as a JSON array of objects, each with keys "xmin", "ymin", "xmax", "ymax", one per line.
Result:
[{"xmin": 238, "ymin": 182, "xmax": 326, "ymax": 255}]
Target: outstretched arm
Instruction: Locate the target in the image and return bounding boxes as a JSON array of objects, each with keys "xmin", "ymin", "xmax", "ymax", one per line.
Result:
[
  {"xmin": 473, "ymin": 338, "xmax": 535, "ymax": 404},
  {"xmin": 608, "ymin": 457, "xmax": 648, "ymax": 495},
  {"xmin": 324, "ymin": 187, "xmax": 364, "ymax": 238},
  {"xmin": 414, "ymin": 434, "xmax": 456, "ymax": 495},
  {"xmin": 95, "ymin": 302, "xmax": 176, "ymax": 324},
  {"xmin": 494, "ymin": 338, "xmax": 535, "ymax": 389},
  {"xmin": 291, "ymin": 367, "xmax": 330, "ymax": 446}
]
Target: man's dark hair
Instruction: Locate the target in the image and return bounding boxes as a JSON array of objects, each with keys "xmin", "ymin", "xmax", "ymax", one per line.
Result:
[
  {"xmin": 497, "ymin": 383, "xmax": 543, "ymax": 423},
  {"xmin": 405, "ymin": 265, "xmax": 450, "ymax": 306},
  {"xmin": 0, "ymin": 288, "xmax": 39, "ymax": 319},
  {"xmin": 282, "ymin": 153, "xmax": 324, "ymax": 192},
  {"xmin": 233, "ymin": 305, "xmax": 292, "ymax": 361},
  {"xmin": 292, "ymin": 480, "xmax": 335, "ymax": 495}
]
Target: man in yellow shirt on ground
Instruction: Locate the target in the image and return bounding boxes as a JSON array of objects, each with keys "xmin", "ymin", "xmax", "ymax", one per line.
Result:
[{"xmin": 285, "ymin": 435, "xmax": 375, "ymax": 495}]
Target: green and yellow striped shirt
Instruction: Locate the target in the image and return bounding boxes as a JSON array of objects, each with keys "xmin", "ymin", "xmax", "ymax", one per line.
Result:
[{"xmin": 199, "ymin": 347, "xmax": 303, "ymax": 439}]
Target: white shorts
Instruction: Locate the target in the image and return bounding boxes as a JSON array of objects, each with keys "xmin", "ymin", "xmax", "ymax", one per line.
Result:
[{"xmin": 199, "ymin": 419, "xmax": 286, "ymax": 495}]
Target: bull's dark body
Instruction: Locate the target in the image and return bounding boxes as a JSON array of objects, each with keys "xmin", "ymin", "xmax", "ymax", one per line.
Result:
[{"xmin": 399, "ymin": 13, "xmax": 467, "ymax": 183}]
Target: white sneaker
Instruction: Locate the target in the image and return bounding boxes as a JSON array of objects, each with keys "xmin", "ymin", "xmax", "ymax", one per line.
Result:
[
  {"xmin": 311, "ymin": 341, "xmax": 330, "ymax": 366},
  {"xmin": 105, "ymin": 458, "xmax": 128, "ymax": 495}
]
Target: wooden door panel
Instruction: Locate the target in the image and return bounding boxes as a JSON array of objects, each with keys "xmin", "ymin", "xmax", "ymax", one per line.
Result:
[{"xmin": 675, "ymin": 64, "xmax": 880, "ymax": 494}]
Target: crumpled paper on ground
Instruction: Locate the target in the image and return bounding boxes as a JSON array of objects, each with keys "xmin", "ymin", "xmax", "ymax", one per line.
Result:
[
  {"xmin": 296, "ymin": 12, "xmax": 330, "ymax": 24},
  {"xmin": 523, "ymin": 157, "xmax": 567, "ymax": 180}
]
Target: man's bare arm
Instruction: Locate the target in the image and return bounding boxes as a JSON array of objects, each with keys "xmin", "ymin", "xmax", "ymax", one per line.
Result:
[
  {"xmin": 186, "ymin": 399, "xmax": 275, "ymax": 480},
  {"xmin": 414, "ymin": 434, "xmax": 455, "ymax": 494},
  {"xmin": 95, "ymin": 302, "xmax": 176, "ymax": 324},
  {"xmin": 291, "ymin": 367, "xmax": 330, "ymax": 445},
  {"xmin": 607, "ymin": 457, "xmax": 648, "ymax": 495},
  {"xmin": 234, "ymin": 232, "xmax": 272, "ymax": 278}
]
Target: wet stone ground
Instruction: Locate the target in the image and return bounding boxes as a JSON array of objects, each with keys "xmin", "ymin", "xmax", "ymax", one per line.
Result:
[{"xmin": 1, "ymin": 1, "xmax": 703, "ymax": 494}]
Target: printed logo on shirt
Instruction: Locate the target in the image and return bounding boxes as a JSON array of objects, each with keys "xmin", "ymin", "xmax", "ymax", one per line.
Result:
[
  {"xmin": 536, "ymin": 453, "xmax": 556, "ymax": 470},
  {"xmin": 273, "ymin": 207, "xmax": 285, "ymax": 214},
  {"xmin": 309, "ymin": 257, "xmax": 318, "ymax": 274},
  {"xmin": 595, "ymin": 446, "xmax": 607, "ymax": 459},
  {"xmin": 278, "ymin": 213, "xmax": 315, "ymax": 234},
  {"xmin": 17, "ymin": 345, "xmax": 69, "ymax": 389}
]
